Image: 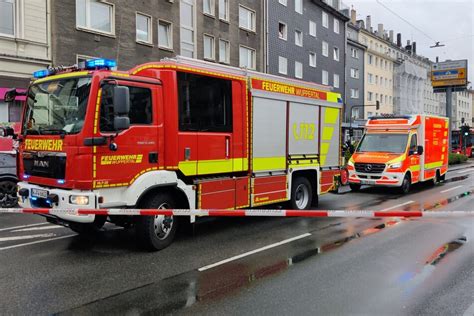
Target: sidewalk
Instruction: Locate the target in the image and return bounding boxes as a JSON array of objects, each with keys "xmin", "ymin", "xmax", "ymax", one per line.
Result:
[{"xmin": 448, "ymin": 158, "xmax": 474, "ymax": 172}]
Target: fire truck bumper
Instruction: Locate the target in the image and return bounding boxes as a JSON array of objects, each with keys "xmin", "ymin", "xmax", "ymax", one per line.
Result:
[
  {"xmin": 17, "ymin": 182, "xmax": 97, "ymax": 224},
  {"xmin": 348, "ymin": 171, "xmax": 404, "ymax": 187}
]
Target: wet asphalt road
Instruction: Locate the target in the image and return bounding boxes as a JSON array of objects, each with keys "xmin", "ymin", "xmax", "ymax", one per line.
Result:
[{"xmin": 0, "ymin": 163, "xmax": 473, "ymax": 315}]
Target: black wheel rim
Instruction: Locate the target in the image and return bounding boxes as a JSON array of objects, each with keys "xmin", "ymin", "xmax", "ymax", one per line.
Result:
[{"xmin": 0, "ymin": 182, "xmax": 18, "ymax": 207}]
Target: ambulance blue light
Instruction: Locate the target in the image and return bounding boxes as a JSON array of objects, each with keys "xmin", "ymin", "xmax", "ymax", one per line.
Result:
[
  {"xmin": 33, "ymin": 69, "xmax": 50, "ymax": 78},
  {"xmin": 57, "ymin": 179, "xmax": 66, "ymax": 185},
  {"xmin": 22, "ymin": 174, "xmax": 30, "ymax": 180},
  {"xmin": 85, "ymin": 58, "xmax": 117, "ymax": 69}
]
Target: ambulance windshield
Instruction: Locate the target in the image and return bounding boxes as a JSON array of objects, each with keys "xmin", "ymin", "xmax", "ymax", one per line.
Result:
[
  {"xmin": 357, "ymin": 133, "xmax": 408, "ymax": 154},
  {"xmin": 23, "ymin": 77, "xmax": 92, "ymax": 135}
]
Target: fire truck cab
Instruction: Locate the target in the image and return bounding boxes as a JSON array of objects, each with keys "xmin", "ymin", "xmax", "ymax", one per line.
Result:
[
  {"xmin": 347, "ymin": 115, "xmax": 449, "ymax": 193},
  {"xmin": 16, "ymin": 57, "xmax": 343, "ymax": 250}
]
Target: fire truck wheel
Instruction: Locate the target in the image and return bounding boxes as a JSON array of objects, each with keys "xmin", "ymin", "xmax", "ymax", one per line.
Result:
[
  {"xmin": 136, "ymin": 193, "xmax": 178, "ymax": 251},
  {"xmin": 0, "ymin": 180, "xmax": 18, "ymax": 208},
  {"xmin": 349, "ymin": 183, "xmax": 361, "ymax": 192},
  {"xmin": 400, "ymin": 174, "xmax": 411, "ymax": 194},
  {"xmin": 290, "ymin": 177, "xmax": 313, "ymax": 210}
]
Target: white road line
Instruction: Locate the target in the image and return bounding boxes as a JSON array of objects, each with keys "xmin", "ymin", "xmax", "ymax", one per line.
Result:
[
  {"xmin": 463, "ymin": 301, "xmax": 474, "ymax": 316},
  {"xmin": 440, "ymin": 185, "xmax": 463, "ymax": 193},
  {"xmin": 0, "ymin": 234, "xmax": 77, "ymax": 251},
  {"xmin": 379, "ymin": 201, "xmax": 414, "ymax": 212},
  {"xmin": 457, "ymin": 169, "xmax": 474, "ymax": 174},
  {"xmin": 0, "ymin": 233, "xmax": 56, "ymax": 242},
  {"xmin": 198, "ymin": 233, "xmax": 312, "ymax": 272},
  {"xmin": 12, "ymin": 225, "xmax": 65, "ymax": 232},
  {"xmin": 0, "ymin": 222, "xmax": 48, "ymax": 232}
]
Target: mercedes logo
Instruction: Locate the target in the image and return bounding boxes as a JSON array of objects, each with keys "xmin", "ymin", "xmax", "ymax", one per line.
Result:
[{"xmin": 365, "ymin": 164, "xmax": 373, "ymax": 172}]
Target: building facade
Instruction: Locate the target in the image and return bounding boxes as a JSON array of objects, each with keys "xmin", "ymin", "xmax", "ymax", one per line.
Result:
[
  {"xmin": 265, "ymin": 0, "xmax": 348, "ymax": 97},
  {"xmin": 0, "ymin": 0, "xmax": 51, "ymax": 123},
  {"xmin": 345, "ymin": 14, "xmax": 365, "ymax": 121},
  {"xmin": 51, "ymin": 0, "xmax": 263, "ymax": 71},
  {"xmin": 452, "ymin": 90, "xmax": 473, "ymax": 129}
]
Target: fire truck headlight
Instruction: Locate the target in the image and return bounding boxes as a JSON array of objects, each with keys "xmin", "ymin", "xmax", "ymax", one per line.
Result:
[
  {"xmin": 389, "ymin": 162, "xmax": 402, "ymax": 169},
  {"xmin": 69, "ymin": 195, "xmax": 89, "ymax": 205}
]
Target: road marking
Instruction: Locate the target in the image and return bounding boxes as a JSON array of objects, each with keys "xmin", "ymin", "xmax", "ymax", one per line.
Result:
[
  {"xmin": 0, "ymin": 222, "xmax": 48, "ymax": 232},
  {"xmin": 0, "ymin": 233, "xmax": 56, "ymax": 242},
  {"xmin": 379, "ymin": 201, "xmax": 414, "ymax": 212},
  {"xmin": 457, "ymin": 169, "xmax": 474, "ymax": 174},
  {"xmin": 12, "ymin": 225, "xmax": 65, "ymax": 232},
  {"xmin": 463, "ymin": 301, "xmax": 474, "ymax": 316},
  {"xmin": 198, "ymin": 233, "xmax": 312, "ymax": 272},
  {"xmin": 441, "ymin": 185, "xmax": 463, "ymax": 193},
  {"xmin": 0, "ymin": 234, "xmax": 77, "ymax": 251}
]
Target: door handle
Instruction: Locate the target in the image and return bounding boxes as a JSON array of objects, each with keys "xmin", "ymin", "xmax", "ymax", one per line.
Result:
[{"xmin": 225, "ymin": 137, "xmax": 230, "ymax": 158}]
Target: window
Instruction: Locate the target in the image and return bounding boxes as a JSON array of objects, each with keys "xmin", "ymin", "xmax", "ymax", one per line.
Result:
[
  {"xmin": 178, "ymin": 72, "xmax": 232, "ymax": 132},
  {"xmin": 295, "ymin": 30, "xmax": 303, "ymax": 46},
  {"xmin": 219, "ymin": 39, "xmax": 230, "ymax": 63},
  {"xmin": 322, "ymin": 41, "xmax": 328, "ymax": 57},
  {"xmin": 239, "ymin": 5, "xmax": 256, "ymax": 31},
  {"xmin": 180, "ymin": 0, "xmax": 195, "ymax": 57},
  {"xmin": 100, "ymin": 85, "xmax": 152, "ymax": 132},
  {"xmin": 295, "ymin": 61, "xmax": 303, "ymax": 79},
  {"xmin": 375, "ymin": 75, "xmax": 378, "ymax": 85},
  {"xmin": 322, "ymin": 70, "xmax": 329, "ymax": 85},
  {"xmin": 375, "ymin": 57, "xmax": 378, "ymax": 67},
  {"xmin": 0, "ymin": 0, "xmax": 14, "ymax": 36},
  {"xmin": 333, "ymin": 74, "xmax": 339, "ymax": 88},
  {"xmin": 380, "ymin": 76, "xmax": 383, "ymax": 86},
  {"xmin": 384, "ymin": 60, "xmax": 388, "ymax": 70},
  {"xmin": 77, "ymin": 54, "xmax": 98, "ymax": 64},
  {"xmin": 322, "ymin": 11, "xmax": 328, "ymax": 28},
  {"xmin": 76, "ymin": 0, "xmax": 114, "ymax": 34},
  {"xmin": 375, "ymin": 93, "xmax": 379, "ymax": 101},
  {"xmin": 351, "ymin": 89, "xmax": 359, "ymax": 99},
  {"xmin": 158, "ymin": 20, "xmax": 172, "ymax": 49},
  {"xmin": 368, "ymin": 54, "xmax": 373, "ymax": 64},
  {"xmin": 295, "ymin": 0, "xmax": 303, "ymax": 14},
  {"xmin": 368, "ymin": 73, "xmax": 373, "ymax": 84},
  {"xmin": 385, "ymin": 95, "xmax": 388, "ymax": 104},
  {"xmin": 279, "ymin": 56, "xmax": 288, "ymax": 75},
  {"xmin": 219, "ymin": 0, "xmax": 229, "ymax": 21},
  {"xmin": 333, "ymin": 19, "xmax": 339, "ymax": 34},
  {"xmin": 307, "ymin": 21, "xmax": 316, "ymax": 38},
  {"xmin": 203, "ymin": 34, "xmax": 215, "ymax": 60},
  {"xmin": 380, "ymin": 94, "xmax": 383, "ymax": 104},
  {"xmin": 309, "ymin": 52, "xmax": 316, "ymax": 67},
  {"xmin": 279, "ymin": 0, "xmax": 287, "ymax": 5},
  {"xmin": 278, "ymin": 22, "xmax": 287, "ymax": 40},
  {"xmin": 368, "ymin": 92, "xmax": 373, "ymax": 101},
  {"xmin": 333, "ymin": 47, "xmax": 339, "ymax": 61},
  {"xmin": 409, "ymin": 134, "xmax": 417, "ymax": 153},
  {"xmin": 350, "ymin": 68, "xmax": 359, "ymax": 79},
  {"xmin": 203, "ymin": 0, "xmax": 215, "ymax": 16},
  {"xmin": 351, "ymin": 48, "xmax": 359, "ymax": 59},
  {"xmin": 136, "ymin": 13, "xmax": 152, "ymax": 43},
  {"xmin": 239, "ymin": 46, "xmax": 256, "ymax": 69}
]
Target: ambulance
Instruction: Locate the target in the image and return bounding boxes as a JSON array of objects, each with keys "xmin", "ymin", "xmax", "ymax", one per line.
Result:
[{"xmin": 347, "ymin": 115, "xmax": 449, "ymax": 193}]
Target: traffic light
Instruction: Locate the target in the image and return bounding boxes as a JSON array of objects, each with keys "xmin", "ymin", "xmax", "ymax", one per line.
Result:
[
  {"xmin": 375, "ymin": 100, "xmax": 380, "ymax": 110},
  {"xmin": 460, "ymin": 125, "xmax": 470, "ymax": 136},
  {"xmin": 349, "ymin": 128, "xmax": 354, "ymax": 137}
]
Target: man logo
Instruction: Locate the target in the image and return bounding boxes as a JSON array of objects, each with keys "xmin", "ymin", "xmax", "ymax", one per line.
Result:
[
  {"xmin": 365, "ymin": 164, "xmax": 373, "ymax": 172},
  {"xmin": 34, "ymin": 160, "xmax": 49, "ymax": 168}
]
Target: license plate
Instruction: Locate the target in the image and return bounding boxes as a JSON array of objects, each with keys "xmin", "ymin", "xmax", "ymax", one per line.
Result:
[
  {"xmin": 31, "ymin": 188, "xmax": 48, "ymax": 199},
  {"xmin": 360, "ymin": 180, "xmax": 374, "ymax": 185}
]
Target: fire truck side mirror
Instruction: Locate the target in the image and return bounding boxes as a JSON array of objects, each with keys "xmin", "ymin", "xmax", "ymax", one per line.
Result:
[
  {"xmin": 0, "ymin": 126, "xmax": 15, "ymax": 138},
  {"xmin": 113, "ymin": 86, "xmax": 130, "ymax": 115},
  {"xmin": 114, "ymin": 117, "xmax": 130, "ymax": 131}
]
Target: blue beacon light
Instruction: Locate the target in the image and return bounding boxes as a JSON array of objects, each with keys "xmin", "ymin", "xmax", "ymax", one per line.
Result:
[
  {"xmin": 32, "ymin": 69, "xmax": 50, "ymax": 78},
  {"xmin": 85, "ymin": 58, "xmax": 117, "ymax": 69}
]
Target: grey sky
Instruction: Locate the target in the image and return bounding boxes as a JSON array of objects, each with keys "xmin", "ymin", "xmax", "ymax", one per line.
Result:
[{"xmin": 348, "ymin": 0, "xmax": 474, "ymax": 85}]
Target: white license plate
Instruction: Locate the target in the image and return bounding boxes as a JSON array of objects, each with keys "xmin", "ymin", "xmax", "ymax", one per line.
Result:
[
  {"xmin": 360, "ymin": 180, "xmax": 374, "ymax": 185},
  {"xmin": 31, "ymin": 188, "xmax": 48, "ymax": 199}
]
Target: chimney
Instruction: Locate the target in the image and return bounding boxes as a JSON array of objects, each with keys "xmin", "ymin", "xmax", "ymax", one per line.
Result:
[
  {"xmin": 366, "ymin": 15, "xmax": 371, "ymax": 31},
  {"xmin": 397, "ymin": 33, "xmax": 402, "ymax": 47},
  {"xmin": 350, "ymin": 8, "xmax": 356, "ymax": 24},
  {"xmin": 412, "ymin": 42, "xmax": 417, "ymax": 54},
  {"xmin": 406, "ymin": 40, "xmax": 412, "ymax": 54},
  {"xmin": 389, "ymin": 30, "xmax": 394, "ymax": 43},
  {"xmin": 378, "ymin": 24, "xmax": 383, "ymax": 37},
  {"xmin": 357, "ymin": 19, "xmax": 365, "ymax": 29}
]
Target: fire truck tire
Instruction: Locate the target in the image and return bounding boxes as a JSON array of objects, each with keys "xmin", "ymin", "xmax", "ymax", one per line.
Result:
[
  {"xmin": 0, "ymin": 180, "xmax": 18, "ymax": 207},
  {"xmin": 289, "ymin": 177, "xmax": 313, "ymax": 210},
  {"xmin": 400, "ymin": 173, "xmax": 411, "ymax": 194},
  {"xmin": 349, "ymin": 183, "xmax": 361, "ymax": 192},
  {"xmin": 135, "ymin": 192, "xmax": 178, "ymax": 251}
]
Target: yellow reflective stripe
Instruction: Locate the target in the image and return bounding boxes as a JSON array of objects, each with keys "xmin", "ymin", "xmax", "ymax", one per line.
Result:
[
  {"xmin": 34, "ymin": 71, "xmax": 89, "ymax": 84},
  {"xmin": 387, "ymin": 154, "xmax": 406, "ymax": 164},
  {"xmin": 253, "ymin": 156, "xmax": 286, "ymax": 171},
  {"xmin": 424, "ymin": 161, "xmax": 444, "ymax": 169},
  {"xmin": 179, "ymin": 158, "xmax": 249, "ymax": 176},
  {"xmin": 178, "ymin": 161, "xmax": 197, "ymax": 176},
  {"xmin": 410, "ymin": 165, "xmax": 421, "ymax": 172},
  {"xmin": 326, "ymin": 92, "xmax": 340, "ymax": 103},
  {"xmin": 325, "ymin": 107, "xmax": 339, "ymax": 124},
  {"xmin": 322, "ymin": 126, "xmax": 334, "ymax": 141}
]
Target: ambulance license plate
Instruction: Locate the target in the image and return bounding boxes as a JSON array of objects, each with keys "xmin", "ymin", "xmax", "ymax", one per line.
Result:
[
  {"xmin": 31, "ymin": 188, "xmax": 48, "ymax": 199},
  {"xmin": 360, "ymin": 180, "xmax": 374, "ymax": 185}
]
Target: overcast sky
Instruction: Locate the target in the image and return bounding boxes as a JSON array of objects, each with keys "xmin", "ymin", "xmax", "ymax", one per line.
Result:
[{"xmin": 347, "ymin": 0, "xmax": 474, "ymax": 85}]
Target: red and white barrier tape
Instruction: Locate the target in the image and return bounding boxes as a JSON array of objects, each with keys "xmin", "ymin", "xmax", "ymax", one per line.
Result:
[{"xmin": 0, "ymin": 208, "xmax": 472, "ymax": 218}]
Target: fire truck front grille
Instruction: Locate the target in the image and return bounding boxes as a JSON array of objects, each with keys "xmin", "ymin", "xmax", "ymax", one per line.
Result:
[
  {"xmin": 23, "ymin": 153, "xmax": 66, "ymax": 179},
  {"xmin": 354, "ymin": 163, "xmax": 386, "ymax": 174}
]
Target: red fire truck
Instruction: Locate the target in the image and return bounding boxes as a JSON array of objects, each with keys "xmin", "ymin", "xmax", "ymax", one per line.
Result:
[{"xmin": 13, "ymin": 57, "xmax": 343, "ymax": 250}]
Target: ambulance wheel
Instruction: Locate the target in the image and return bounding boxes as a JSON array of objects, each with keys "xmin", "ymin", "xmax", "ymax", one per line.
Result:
[
  {"xmin": 349, "ymin": 183, "xmax": 361, "ymax": 192},
  {"xmin": 400, "ymin": 174, "xmax": 411, "ymax": 194},
  {"xmin": 290, "ymin": 177, "xmax": 313, "ymax": 210},
  {"xmin": 135, "ymin": 192, "xmax": 178, "ymax": 251}
]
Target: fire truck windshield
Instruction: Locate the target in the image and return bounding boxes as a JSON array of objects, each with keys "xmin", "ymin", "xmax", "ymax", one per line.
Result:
[
  {"xmin": 23, "ymin": 77, "xmax": 92, "ymax": 135},
  {"xmin": 356, "ymin": 133, "xmax": 409, "ymax": 154}
]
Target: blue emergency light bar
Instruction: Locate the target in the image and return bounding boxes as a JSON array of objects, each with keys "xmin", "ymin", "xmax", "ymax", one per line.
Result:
[
  {"xmin": 32, "ymin": 58, "xmax": 117, "ymax": 79},
  {"xmin": 85, "ymin": 58, "xmax": 117, "ymax": 69},
  {"xmin": 33, "ymin": 69, "xmax": 51, "ymax": 79}
]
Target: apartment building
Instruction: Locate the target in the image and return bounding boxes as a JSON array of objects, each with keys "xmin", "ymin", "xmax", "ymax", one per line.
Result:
[
  {"xmin": 51, "ymin": 0, "xmax": 263, "ymax": 71},
  {"xmin": 452, "ymin": 90, "xmax": 473, "ymax": 129},
  {"xmin": 0, "ymin": 0, "xmax": 51, "ymax": 123},
  {"xmin": 266, "ymin": 0, "xmax": 349, "ymax": 97}
]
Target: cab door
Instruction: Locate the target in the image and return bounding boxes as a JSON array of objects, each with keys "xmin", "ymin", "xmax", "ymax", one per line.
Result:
[{"xmin": 408, "ymin": 133, "xmax": 420, "ymax": 183}]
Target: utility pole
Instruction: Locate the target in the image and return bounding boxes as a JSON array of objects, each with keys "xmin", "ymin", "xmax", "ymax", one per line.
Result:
[{"xmin": 446, "ymin": 87, "xmax": 452, "ymax": 152}]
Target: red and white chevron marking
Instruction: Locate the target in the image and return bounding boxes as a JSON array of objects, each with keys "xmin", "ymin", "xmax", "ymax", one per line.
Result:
[{"xmin": 0, "ymin": 208, "xmax": 472, "ymax": 218}]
